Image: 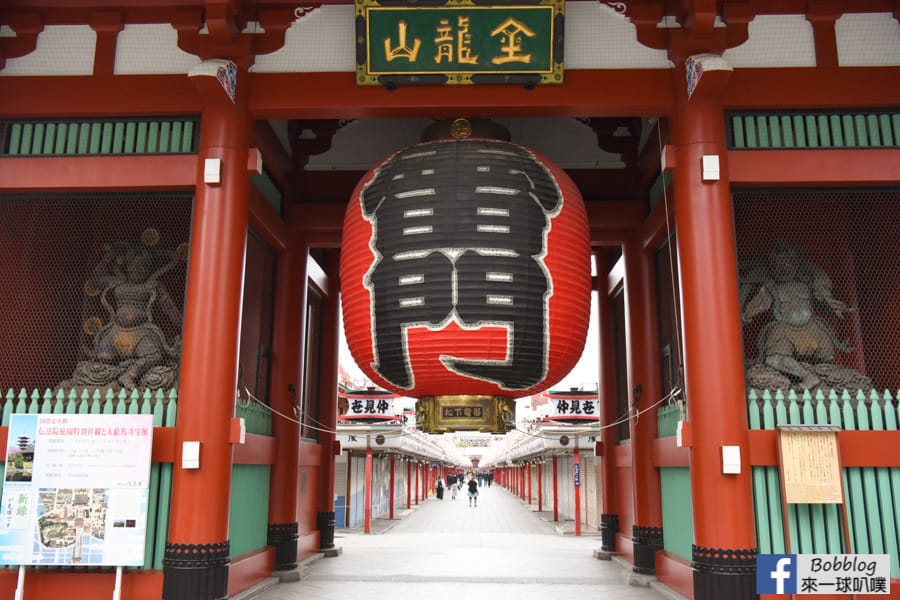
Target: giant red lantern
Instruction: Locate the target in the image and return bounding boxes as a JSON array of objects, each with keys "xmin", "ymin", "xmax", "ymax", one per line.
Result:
[{"xmin": 341, "ymin": 136, "xmax": 591, "ymax": 432}]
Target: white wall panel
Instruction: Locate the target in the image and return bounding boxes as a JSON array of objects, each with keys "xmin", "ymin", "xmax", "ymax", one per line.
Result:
[
  {"xmin": 1, "ymin": 26, "xmax": 95, "ymax": 76},
  {"xmin": 114, "ymin": 24, "xmax": 200, "ymax": 74},
  {"xmin": 836, "ymin": 13, "xmax": 900, "ymax": 67},
  {"xmin": 723, "ymin": 15, "xmax": 816, "ymax": 68}
]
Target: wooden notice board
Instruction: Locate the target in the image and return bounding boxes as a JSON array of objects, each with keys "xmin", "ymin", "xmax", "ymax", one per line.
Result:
[{"xmin": 777, "ymin": 425, "xmax": 844, "ymax": 504}]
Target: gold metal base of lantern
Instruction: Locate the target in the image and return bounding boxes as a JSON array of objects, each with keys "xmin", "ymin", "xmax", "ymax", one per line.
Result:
[{"xmin": 415, "ymin": 395, "xmax": 515, "ymax": 434}]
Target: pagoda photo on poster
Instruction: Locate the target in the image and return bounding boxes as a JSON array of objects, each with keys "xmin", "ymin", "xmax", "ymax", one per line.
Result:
[{"xmin": 0, "ymin": 413, "xmax": 153, "ymax": 566}]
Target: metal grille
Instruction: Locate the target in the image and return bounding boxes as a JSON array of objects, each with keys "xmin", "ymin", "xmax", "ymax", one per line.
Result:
[
  {"xmin": 0, "ymin": 117, "xmax": 199, "ymax": 156},
  {"xmin": 0, "ymin": 193, "xmax": 193, "ymax": 392},
  {"xmin": 733, "ymin": 188, "xmax": 900, "ymax": 393},
  {"xmin": 727, "ymin": 111, "xmax": 900, "ymax": 149}
]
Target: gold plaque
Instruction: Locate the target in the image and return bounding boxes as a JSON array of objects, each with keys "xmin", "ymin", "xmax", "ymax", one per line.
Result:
[{"xmin": 416, "ymin": 395, "xmax": 514, "ymax": 434}]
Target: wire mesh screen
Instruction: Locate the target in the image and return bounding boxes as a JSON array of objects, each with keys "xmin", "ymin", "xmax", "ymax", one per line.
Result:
[
  {"xmin": 733, "ymin": 188, "xmax": 900, "ymax": 394},
  {"xmin": 0, "ymin": 193, "xmax": 192, "ymax": 392}
]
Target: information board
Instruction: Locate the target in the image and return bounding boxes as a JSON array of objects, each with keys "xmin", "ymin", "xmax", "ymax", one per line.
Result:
[
  {"xmin": 777, "ymin": 426, "xmax": 843, "ymax": 504},
  {"xmin": 0, "ymin": 413, "xmax": 154, "ymax": 566}
]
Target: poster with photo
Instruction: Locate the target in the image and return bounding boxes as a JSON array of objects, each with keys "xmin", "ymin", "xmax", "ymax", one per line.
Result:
[{"xmin": 0, "ymin": 413, "xmax": 154, "ymax": 566}]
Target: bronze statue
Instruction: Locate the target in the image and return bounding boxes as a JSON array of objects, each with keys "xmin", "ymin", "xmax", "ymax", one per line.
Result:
[
  {"xmin": 61, "ymin": 230, "xmax": 186, "ymax": 391},
  {"xmin": 740, "ymin": 240, "xmax": 870, "ymax": 393}
]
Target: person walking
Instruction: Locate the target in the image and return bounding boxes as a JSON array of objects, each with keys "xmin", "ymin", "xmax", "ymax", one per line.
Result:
[
  {"xmin": 467, "ymin": 475, "xmax": 479, "ymax": 507},
  {"xmin": 450, "ymin": 479, "xmax": 458, "ymax": 500},
  {"xmin": 436, "ymin": 479, "xmax": 444, "ymax": 500}
]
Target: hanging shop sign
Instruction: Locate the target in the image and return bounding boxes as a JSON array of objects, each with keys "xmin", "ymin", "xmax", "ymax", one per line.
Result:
[
  {"xmin": 339, "ymin": 389, "xmax": 400, "ymax": 423},
  {"xmin": 340, "ymin": 137, "xmax": 591, "ymax": 434},
  {"xmin": 0, "ymin": 413, "xmax": 153, "ymax": 567},
  {"xmin": 355, "ymin": 0, "xmax": 564, "ymax": 86},
  {"xmin": 546, "ymin": 390, "xmax": 599, "ymax": 423}
]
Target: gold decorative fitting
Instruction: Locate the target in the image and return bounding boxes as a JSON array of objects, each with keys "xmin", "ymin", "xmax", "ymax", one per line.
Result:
[
  {"xmin": 83, "ymin": 317, "xmax": 103, "ymax": 336},
  {"xmin": 451, "ymin": 118, "xmax": 472, "ymax": 139},
  {"xmin": 141, "ymin": 227, "xmax": 160, "ymax": 247},
  {"xmin": 83, "ymin": 279, "xmax": 101, "ymax": 297}
]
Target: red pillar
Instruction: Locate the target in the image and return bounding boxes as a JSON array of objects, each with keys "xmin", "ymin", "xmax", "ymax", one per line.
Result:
[
  {"xmin": 537, "ymin": 463, "xmax": 543, "ymax": 512},
  {"xmin": 623, "ymin": 234, "xmax": 664, "ymax": 572},
  {"xmin": 389, "ymin": 453, "xmax": 396, "ymax": 520},
  {"xmin": 316, "ymin": 251, "xmax": 341, "ymax": 550},
  {"xmin": 595, "ymin": 249, "xmax": 620, "ymax": 553},
  {"xmin": 519, "ymin": 465, "xmax": 526, "ymax": 500},
  {"xmin": 551, "ymin": 455, "xmax": 559, "ymax": 522},
  {"xmin": 526, "ymin": 463, "xmax": 532, "ymax": 505},
  {"xmin": 573, "ymin": 448, "xmax": 582, "ymax": 537},
  {"xmin": 164, "ymin": 63, "xmax": 251, "ymax": 600},
  {"xmin": 364, "ymin": 447, "xmax": 373, "ymax": 534},
  {"xmin": 415, "ymin": 462, "xmax": 419, "ymax": 505},
  {"xmin": 266, "ymin": 235, "xmax": 307, "ymax": 570},
  {"xmin": 670, "ymin": 59, "xmax": 757, "ymax": 598},
  {"xmin": 406, "ymin": 460, "xmax": 412, "ymax": 509}
]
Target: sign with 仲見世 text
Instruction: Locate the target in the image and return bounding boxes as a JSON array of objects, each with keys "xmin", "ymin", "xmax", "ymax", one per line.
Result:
[
  {"xmin": 0, "ymin": 413, "xmax": 154, "ymax": 567},
  {"xmin": 355, "ymin": 0, "xmax": 564, "ymax": 86},
  {"xmin": 549, "ymin": 397, "xmax": 597, "ymax": 419}
]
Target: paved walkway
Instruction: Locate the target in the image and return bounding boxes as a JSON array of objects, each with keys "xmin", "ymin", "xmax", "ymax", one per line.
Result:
[{"xmin": 238, "ymin": 485, "xmax": 685, "ymax": 600}]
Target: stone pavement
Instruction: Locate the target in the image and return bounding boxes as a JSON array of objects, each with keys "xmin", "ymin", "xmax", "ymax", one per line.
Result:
[{"xmin": 236, "ymin": 485, "xmax": 687, "ymax": 600}]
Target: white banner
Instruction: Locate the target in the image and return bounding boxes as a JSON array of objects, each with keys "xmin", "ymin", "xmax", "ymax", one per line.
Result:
[{"xmin": 549, "ymin": 397, "xmax": 597, "ymax": 419}]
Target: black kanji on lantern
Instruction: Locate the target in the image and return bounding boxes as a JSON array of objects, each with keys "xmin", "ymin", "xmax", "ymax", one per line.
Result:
[{"xmin": 360, "ymin": 140, "xmax": 563, "ymax": 390}]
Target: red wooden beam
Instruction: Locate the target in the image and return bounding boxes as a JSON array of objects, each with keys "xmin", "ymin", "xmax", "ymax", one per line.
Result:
[
  {"xmin": 749, "ymin": 429, "xmax": 900, "ymax": 467},
  {"xmin": 651, "ymin": 435, "xmax": 690, "ymax": 467},
  {"xmin": 0, "ymin": 75, "xmax": 200, "ymax": 117},
  {"xmin": 233, "ymin": 432, "xmax": 277, "ymax": 465},
  {"xmin": 250, "ymin": 70, "xmax": 674, "ymax": 120},
  {"xmin": 287, "ymin": 201, "xmax": 345, "ymax": 248},
  {"xmin": 655, "ymin": 552, "xmax": 694, "ymax": 600},
  {"xmin": 227, "ymin": 548, "xmax": 275, "ymax": 598},
  {"xmin": 0, "ymin": 155, "xmax": 197, "ymax": 191},
  {"xmin": 728, "ymin": 149, "xmax": 900, "ymax": 187},
  {"xmin": 587, "ymin": 200, "xmax": 645, "ymax": 229},
  {"xmin": 0, "ymin": 570, "xmax": 163, "ymax": 600},
  {"xmin": 725, "ymin": 67, "xmax": 900, "ymax": 109},
  {"xmin": 2, "ymin": 68, "xmax": 897, "ymax": 121},
  {"xmin": 0, "ymin": 425, "xmax": 177, "ymax": 464}
]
